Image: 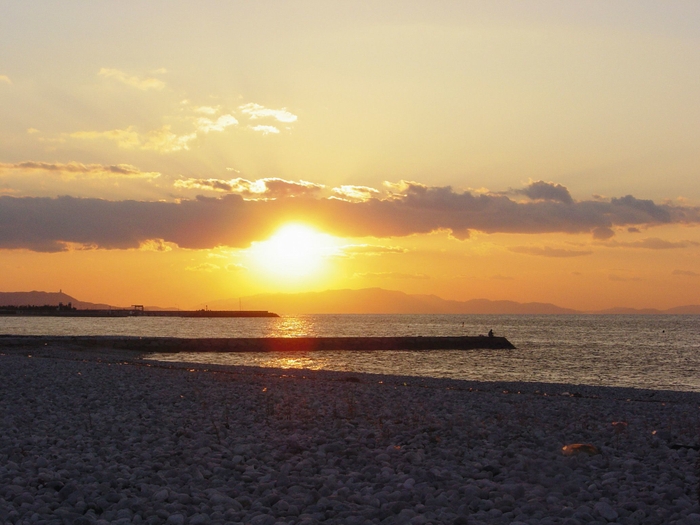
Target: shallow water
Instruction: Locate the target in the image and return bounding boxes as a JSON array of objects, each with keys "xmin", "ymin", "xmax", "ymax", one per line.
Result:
[{"xmin": 2, "ymin": 314, "xmax": 699, "ymax": 391}]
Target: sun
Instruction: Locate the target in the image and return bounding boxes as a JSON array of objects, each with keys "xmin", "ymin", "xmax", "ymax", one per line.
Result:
[{"xmin": 247, "ymin": 223, "xmax": 337, "ymax": 281}]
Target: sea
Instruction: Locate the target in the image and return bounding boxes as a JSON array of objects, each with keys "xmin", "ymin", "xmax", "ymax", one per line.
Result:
[{"xmin": 2, "ymin": 314, "xmax": 699, "ymax": 392}]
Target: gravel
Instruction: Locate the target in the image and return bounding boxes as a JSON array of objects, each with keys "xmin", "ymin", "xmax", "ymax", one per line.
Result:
[{"xmin": 1, "ymin": 344, "xmax": 699, "ymax": 525}]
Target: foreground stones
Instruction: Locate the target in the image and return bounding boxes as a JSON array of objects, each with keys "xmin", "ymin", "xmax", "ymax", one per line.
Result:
[{"xmin": 0, "ymin": 345, "xmax": 699, "ymax": 525}]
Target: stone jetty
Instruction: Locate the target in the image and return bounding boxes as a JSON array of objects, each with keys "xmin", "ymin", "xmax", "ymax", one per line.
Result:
[{"xmin": 0, "ymin": 335, "xmax": 515, "ymax": 353}]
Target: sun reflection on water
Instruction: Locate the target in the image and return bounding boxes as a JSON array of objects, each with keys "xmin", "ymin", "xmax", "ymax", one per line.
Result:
[
  {"xmin": 258, "ymin": 354, "xmax": 330, "ymax": 370},
  {"xmin": 263, "ymin": 317, "xmax": 316, "ymax": 338}
]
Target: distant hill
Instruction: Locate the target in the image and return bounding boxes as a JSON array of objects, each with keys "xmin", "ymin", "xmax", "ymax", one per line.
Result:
[
  {"xmin": 591, "ymin": 305, "xmax": 700, "ymax": 315},
  {"xmin": 0, "ymin": 291, "xmax": 176, "ymax": 311},
  {"xmin": 666, "ymin": 305, "xmax": 700, "ymax": 314},
  {"xmin": 206, "ymin": 288, "xmax": 580, "ymax": 315},
  {"xmin": 0, "ymin": 291, "xmax": 113, "ymax": 310}
]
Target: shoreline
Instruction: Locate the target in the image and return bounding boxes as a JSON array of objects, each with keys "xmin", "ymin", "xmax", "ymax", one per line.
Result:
[{"xmin": 1, "ymin": 344, "xmax": 699, "ymax": 524}]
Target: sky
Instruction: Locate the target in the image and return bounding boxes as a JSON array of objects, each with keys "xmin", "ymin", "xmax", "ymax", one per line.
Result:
[{"xmin": 1, "ymin": 0, "xmax": 700, "ymax": 310}]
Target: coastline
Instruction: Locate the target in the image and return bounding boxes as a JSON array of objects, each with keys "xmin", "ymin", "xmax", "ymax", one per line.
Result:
[{"xmin": 1, "ymin": 343, "xmax": 699, "ymax": 524}]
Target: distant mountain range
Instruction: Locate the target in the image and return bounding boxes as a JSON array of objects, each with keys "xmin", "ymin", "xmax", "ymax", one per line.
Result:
[
  {"xmin": 2, "ymin": 288, "xmax": 700, "ymax": 315},
  {"xmin": 206, "ymin": 287, "xmax": 700, "ymax": 315}
]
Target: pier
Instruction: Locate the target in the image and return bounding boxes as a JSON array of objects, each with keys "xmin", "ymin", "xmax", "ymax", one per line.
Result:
[
  {"xmin": 0, "ymin": 308, "xmax": 279, "ymax": 318},
  {"xmin": 0, "ymin": 335, "xmax": 516, "ymax": 352}
]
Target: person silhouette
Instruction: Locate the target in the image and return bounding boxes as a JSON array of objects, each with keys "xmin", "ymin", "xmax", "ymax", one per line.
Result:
[{"xmin": 488, "ymin": 329, "xmax": 494, "ymax": 338}]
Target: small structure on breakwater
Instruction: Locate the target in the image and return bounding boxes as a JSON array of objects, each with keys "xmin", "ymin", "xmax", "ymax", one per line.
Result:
[{"xmin": 0, "ymin": 307, "xmax": 279, "ymax": 318}]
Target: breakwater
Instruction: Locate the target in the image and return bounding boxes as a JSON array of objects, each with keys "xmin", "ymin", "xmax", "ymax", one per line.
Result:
[
  {"xmin": 0, "ymin": 334, "xmax": 515, "ymax": 352},
  {"xmin": 0, "ymin": 309, "xmax": 279, "ymax": 318}
]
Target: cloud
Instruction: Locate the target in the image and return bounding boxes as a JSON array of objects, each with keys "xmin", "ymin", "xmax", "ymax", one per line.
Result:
[
  {"xmin": 26, "ymin": 128, "xmax": 40, "ymax": 134},
  {"xmin": 1, "ymin": 180, "xmax": 700, "ymax": 252},
  {"xmin": 226, "ymin": 263, "xmax": 246, "ymax": 272},
  {"xmin": 195, "ymin": 106, "xmax": 220, "ymax": 115},
  {"xmin": 673, "ymin": 269, "xmax": 699, "ymax": 277},
  {"xmin": 516, "ymin": 180, "xmax": 573, "ymax": 204},
  {"xmin": 337, "ymin": 244, "xmax": 408, "ymax": 256},
  {"xmin": 68, "ymin": 98, "xmax": 290, "ymax": 153},
  {"xmin": 139, "ymin": 239, "xmax": 173, "ymax": 252},
  {"xmin": 174, "ymin": 177, "xmax": 324, "ymax": 199},
  {"xmin": 0, "ymin": 75, "xmax": 11, "ymax": 85},
  {"xmin": 602, "ymin": 238, "xmax": 699, "ymax": 250},
  {"xmin": 72, "ymin": 109, "xmax": 238, "ymax": 152},
  {"xmin": 240, "ymin": 103, "xmax": 297, "ymax": 123},
  {"xmin": 509, "ymin": 246, "xmax": 593, "ymax": 258},
  {"xmin": 354, "ymin": 272, "xmax": 429, "ymax": 280},
  {"xmin": 195, "ymin": 114, "xmax": 238, "ymax": 133},
  {"xmin": 609, "ymin": 274, "xmax": 641, "ymax": 282},
  {"xmin": 332, "ymin": 185, "xmax": 380, "ymax": 202},
  {"xmin": 186, "ymin": 263, "xmax": 220, "ymax": 272},
  {"xmin": 250, "ymin": 125, "xmax": 280, "ymax": 135},
  {"xmin": 71, "ymin": 126, "xmax": 196, "ymax": 152},
  {"xmin": 98, "ymin": 68, "xmax": 165, "ymax": 90},
  {"xmin": 0, "ymin": 161, "xmax": 160, "ymax": 179},
  {"xmin": 336, "ymin": 181, "xmax": 695, "ymax": 240},
  {"xmin": 592, "ymin": 227, "xmax": 615, "ymax": 240}
]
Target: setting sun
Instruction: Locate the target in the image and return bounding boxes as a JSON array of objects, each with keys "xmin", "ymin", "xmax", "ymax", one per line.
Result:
[
  {"xmin": 246, "ymin": 224, "xmax": 338, "ymax": 281},
  {"xmin": 2, "ymin": 2, "xmax": 700, "ymax": 311}
]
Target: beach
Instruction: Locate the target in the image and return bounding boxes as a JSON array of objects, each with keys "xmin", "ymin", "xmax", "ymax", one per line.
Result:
[{"xmin": 1, "ymin": 343, "xmax": 699, "ymax": 525}]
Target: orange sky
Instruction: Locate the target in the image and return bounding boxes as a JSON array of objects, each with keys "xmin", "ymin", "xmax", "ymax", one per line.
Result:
[{"xmin": 1, "ymin": 1, "xmax": 699, "ymax": 311}]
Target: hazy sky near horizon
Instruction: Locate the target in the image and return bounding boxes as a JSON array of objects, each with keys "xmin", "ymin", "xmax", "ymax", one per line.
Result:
[{"xmin": 1, "ymin": 1, "xmax": 699, "ymax": 310}]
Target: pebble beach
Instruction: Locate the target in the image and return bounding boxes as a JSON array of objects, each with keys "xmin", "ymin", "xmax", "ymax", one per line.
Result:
[{"xmin": 1, "ymin": 343, "xmax": 699, "ymax": 525}]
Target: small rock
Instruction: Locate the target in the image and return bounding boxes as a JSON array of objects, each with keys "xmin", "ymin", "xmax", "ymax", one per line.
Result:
[
  {"xmin": 165, "ymin": 514, "xmax": 185, "ymax": 525},
  {"xmin": 249, "ymin": 514, "xmax": 276, "ymax": 525},
  {"xmin": 153, "ymin": 488, "xmax": 169, "ymax": 501},
  {"xmin": 189, "ymin": 514, "xmax": 209, "ymax": 525},
  {"xmin": 594, "ymin": 501, "xmax": 618, "ymax": 521}
]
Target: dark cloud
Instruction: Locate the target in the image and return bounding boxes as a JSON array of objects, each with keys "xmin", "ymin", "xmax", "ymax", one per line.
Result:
[
  {"xmin": 609, "ymin": 274, "xmax": 642, "ymax": 282},
  {"xmin": 509, "ymin": 246, "xmax": 593, "ymax": 258},
  {"xmin": 0, "ymin": 194, "xmax": 273, "ymax": 252},
  {"xmin": 1, "ymin": 181, "xmax": 699, "ymax": 252},
  {"xmin": 673, "ymin": 269, "xmax": 699, "ymax": 277},
  {"xmin": 592, "ymin": 227, "xmax": 615, "ymax": 240},
  {"xmin": 0, "ymin": 161, "xmax": 159, "ymax": 178},
  {"xmin": 517, "ymin": 180, "xmax": 573, "ymax": 204},
  {"xmin": 602, "ymin": 238, "xmax": 699, "ymax": 250}
]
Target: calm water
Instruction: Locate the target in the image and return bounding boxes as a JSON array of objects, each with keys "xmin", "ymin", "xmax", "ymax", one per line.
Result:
[{"xmin": 2, "ymin": 314, "xmax": 699, "ymax": 392}]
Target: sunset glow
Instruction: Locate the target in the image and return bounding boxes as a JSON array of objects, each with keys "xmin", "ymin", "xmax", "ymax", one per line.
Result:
[
  {"xmin": 247, "ymin": 224, "xmax": 337, "ymax": 281},
  {"xmin": 1, "ymin": 2, "xmax": 699, "ymax": 311}
]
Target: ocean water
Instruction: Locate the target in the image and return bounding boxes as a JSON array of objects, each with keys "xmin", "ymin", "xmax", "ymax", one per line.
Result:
[{"xmin": 2, "ymin": 314, "xmax": 699, "ymax": 392}]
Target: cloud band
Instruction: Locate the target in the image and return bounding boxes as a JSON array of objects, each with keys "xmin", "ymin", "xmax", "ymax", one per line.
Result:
[{"xmin": 0, "ymin": 181, "xmax": 698, "ymax": 252}]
